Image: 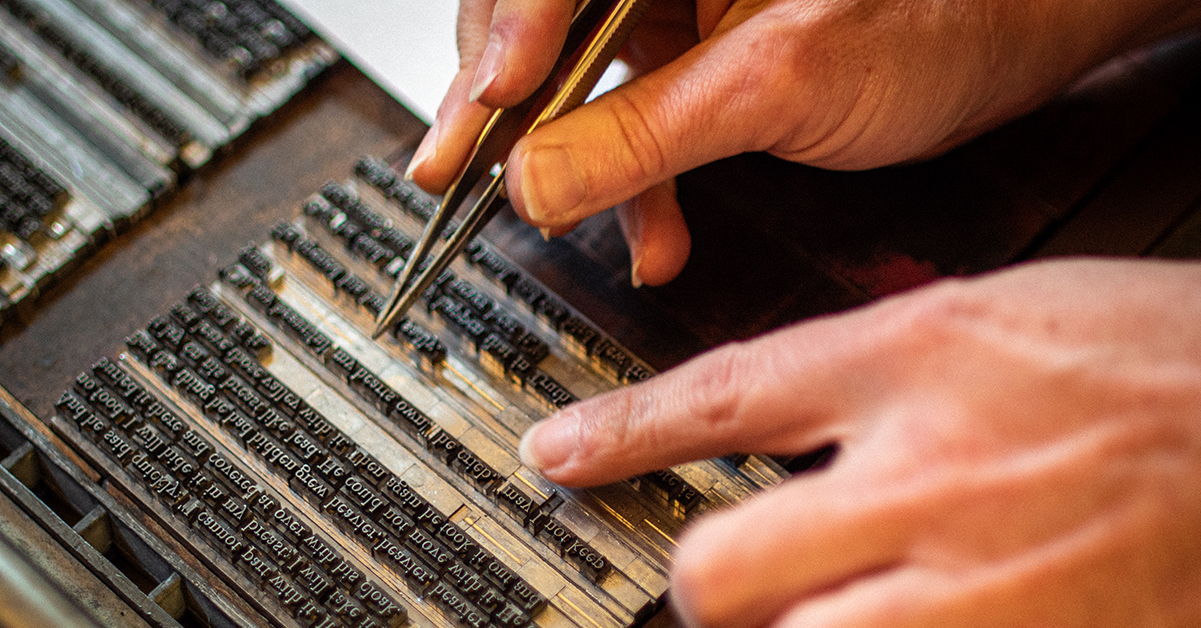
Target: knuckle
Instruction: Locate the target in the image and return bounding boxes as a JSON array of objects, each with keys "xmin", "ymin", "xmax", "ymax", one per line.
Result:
[
  {"xmin": 574, "ymin": 391, "xmax": 638, "ymax": 457},
  {"xmin": 568, "ymin": 342, "xmax": 755, "ymax": 466},
  {"xmin": 600, "ymin": 88, "xmax": 670, "ymax": 184},
  {"xmin": 683, "ymin": 343, "xmax": 754, "ymax": 437},
  {"xmin": 884, "ymin": 278, "xmax": 985, "ymax": 342}
]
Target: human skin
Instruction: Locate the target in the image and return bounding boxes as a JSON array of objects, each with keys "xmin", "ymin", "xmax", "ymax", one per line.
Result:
[
  {"xmin": 404, "ymin": 1, "xmax": 1201, "ymax": 626},
  {"xmin": 520, "ymin": 259, "xmax": 1201, "ymax": 627},
  {"xmin": 406, "ymin": 0, "xmax": 1201, "ymax": 285}
]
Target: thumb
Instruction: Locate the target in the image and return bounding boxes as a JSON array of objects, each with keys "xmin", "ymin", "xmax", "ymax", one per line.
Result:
[
  {"xmin": 504, "ymin": 29, "xmax": 803, "ymax": 228},
  {"xmin": 515, "ymin": 312, "xmax": 876, "ymax": 486}
]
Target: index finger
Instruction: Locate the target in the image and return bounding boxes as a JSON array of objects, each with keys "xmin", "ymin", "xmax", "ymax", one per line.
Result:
[
  {"xmin": 466, "ymin": 0, "xmax": 575, "ymax": 106},
  {"xmin": 407, "ymin": 0, "xmax": 575, "ymax": 192},
  {"xmin": 517, "ymin": 294, "xmax": 913, "ymax": 486}
]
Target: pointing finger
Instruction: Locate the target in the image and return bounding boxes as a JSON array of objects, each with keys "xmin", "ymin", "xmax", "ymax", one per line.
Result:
[{"xmin": 516, "ymin": 298, "xmax": 907, "ymax": 486}]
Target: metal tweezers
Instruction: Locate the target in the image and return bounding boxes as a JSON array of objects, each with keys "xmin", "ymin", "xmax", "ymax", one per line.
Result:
[{"xmin": 372, "ymin": 0, "xmax": 651, "ymax": 339}]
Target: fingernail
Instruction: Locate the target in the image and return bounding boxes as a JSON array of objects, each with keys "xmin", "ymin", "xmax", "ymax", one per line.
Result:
[
  {"xmin": 518, "ymin": 417, "xmax": 577, "ymax": 473},
  {"xmin": 469, "ymin": 35, "xmax": 504, "ymax": 103},
  {"xmin": 620, "ymin": 205, "xmax": 645, "ymax": 288},
  {"xmin": 539, "ymin": 227, "xmax": 551, "ymax": 241},
  {"xmin": 405, "ymin": 120, "xmax": 439, "ymax": 180},
  {"xmin": 518, "ymin": 147, "xmax": 587, "ymax": 224}
]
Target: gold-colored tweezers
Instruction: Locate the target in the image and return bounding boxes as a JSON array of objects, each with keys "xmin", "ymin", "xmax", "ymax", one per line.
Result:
[{"xmin": 372, "ymin": 0, "xmax": 651, "ymax": 339}]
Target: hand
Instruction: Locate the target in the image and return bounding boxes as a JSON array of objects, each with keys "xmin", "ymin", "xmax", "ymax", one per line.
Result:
[
  {"xmin": 518, "ymin": 258, "xmax": 1201, "ymax": 627},
  {"xmin": 405, "ymin": 0, "xmax": 1201, "ymax": 285}
]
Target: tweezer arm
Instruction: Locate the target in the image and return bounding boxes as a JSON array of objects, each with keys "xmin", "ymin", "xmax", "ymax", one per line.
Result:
[
  {"xmin": 373, "ymin": 0, "xmax": 652, "ymax": 339},
  {"xmin": 373, "ymin": 108, "xmax": 507, "ymax": 340},
  {"xmin": 377, "ymin": 170, "xmax": 509, "ymax": 333}
]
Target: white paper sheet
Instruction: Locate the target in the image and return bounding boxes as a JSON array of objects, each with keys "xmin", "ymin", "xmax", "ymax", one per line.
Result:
[{"xmin": 278, "ymin": 0, "xmax": 459, "ymax": 123}]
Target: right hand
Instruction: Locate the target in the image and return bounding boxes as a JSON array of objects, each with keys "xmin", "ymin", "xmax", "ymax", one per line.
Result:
[
  {"xmin": 406, "ymin": 0, "xmax": 1201, "ymax": 286},
  {"xmin": 517, "ymin": 257, "xmax": 1201, "ymax": 627}
]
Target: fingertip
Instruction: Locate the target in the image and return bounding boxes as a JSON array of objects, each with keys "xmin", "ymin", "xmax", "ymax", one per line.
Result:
[
  {"xmin": 409, "ymin": 72, "xmax": 496, "ymax": 195},
  {"xmin": 637, "ymin": 226, "xmax": 691, "ymax": 286},
  {"xmin": 518, "ymin": 413, "xmax": 579, "ymax": 479},
  {"xmin": 670, "ymin": 510, "xmax": 744, "ymax": 628},
  {"xmin": 505, "ymin": 150, "xmax": 529, "ymax": 220},
  {"xmin": 618, "ymin": 181, "xmax": 691, "ymax": 287},
  {"xmin": 543, "ymin": 221, "xmax": 580, "ymax": 239},
  {"xmin": 470, "ymin": 0, "xmax": 575, "ymax": 108},
  {"xmin": 519, "ymin": 388, "xmax": 663, "ymax": 487},
  {"xmin": 468, "ymin": 35, "xmax": 504, "ymax": 103},
  {"xmin": 517, "ymin": 421, "xmax": 544, "ymax": 470},
  {"xmin": 404, "ymin": 121, "xmax": 439, "ymax": 182}
]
